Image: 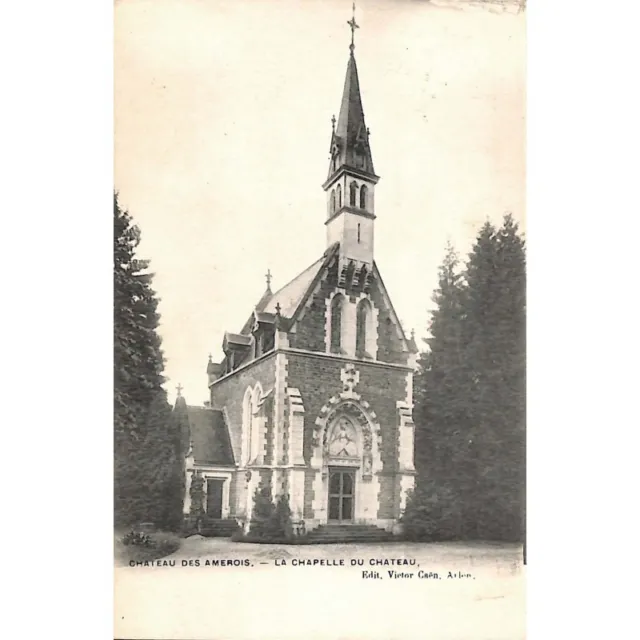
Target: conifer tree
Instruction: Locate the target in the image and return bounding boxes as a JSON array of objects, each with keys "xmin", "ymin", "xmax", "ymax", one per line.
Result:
[
  {"xmin": 411, "ymin": 217, "xmax": 526, "ymax": 542},
  {"xmin": 114, "ymin": 193, "xmax": 183, "ymax": 529},
  {"xmin": 460, "ymin": 216, "xmax": 526, "ymax": 540},
  {"xmin": 415, "ymin": 242, "xmax": 469, "ymax": 480},
  {"xmin": 114, "ymin": 193, "xmax": 165, "ymax": 439},
  {"xmin": 249, "ymin": 485, "xmax": 277, "ymax": 539}
]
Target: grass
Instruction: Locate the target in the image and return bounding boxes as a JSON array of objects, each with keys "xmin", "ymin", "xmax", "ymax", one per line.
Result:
[{"xmin": 115, "ymin": 530, "xmax": 181, "ymax": 565}]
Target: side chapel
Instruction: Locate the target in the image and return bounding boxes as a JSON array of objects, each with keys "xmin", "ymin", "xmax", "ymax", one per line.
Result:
[{"xmin": 175, "ymin": 16, "xmax": 419, "ymax": 534}]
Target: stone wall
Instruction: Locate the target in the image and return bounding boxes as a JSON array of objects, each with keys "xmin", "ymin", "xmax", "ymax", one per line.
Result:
[
  {"xmin": 290, "ymin": 270, "xmax": 408, "ymax": 366},
  {"xmin": 209, "ymin": 353, "xmax": 277, "ymax": 468},
  {"xmin": 285, "ymin": 351, "xmax": 410, "ymax": 521}
]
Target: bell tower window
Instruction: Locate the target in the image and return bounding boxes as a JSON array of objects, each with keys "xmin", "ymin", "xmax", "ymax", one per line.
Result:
[
  {"xmin": 359, "ymin": 184, "xmax": 367, "ymax": 210},
  {"xmin": 336, "ymin": 184, "xmax": 342, "ymax": 209},
  {"xmin": 349, "ymin": 181, "xmax": 358, "ymax": 206}
]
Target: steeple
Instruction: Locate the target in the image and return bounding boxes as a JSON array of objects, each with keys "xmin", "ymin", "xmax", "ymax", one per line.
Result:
[
  {"xmin": 327, "ymin": 52, "xmax": 376, "ymax": 180},
  {"xmin": 323, "ymin": 3, "xmax": 379, "ymax": 267}
]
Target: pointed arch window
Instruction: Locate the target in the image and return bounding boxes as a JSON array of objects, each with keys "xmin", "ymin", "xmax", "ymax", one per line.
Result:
[
  {"xmin": 331, "ymin": 189, "xmax": 336, "ymax": 215},
  {"xmin": 242, "ymin": 388, "xmax": 252, "ymax": 464},
  {"xmin": 250, "ymin": 385, "xmax": 262, "ymax": 463},
  {"xmin": 356, "ymin": 298, "xmax": 371, "ymax": 358},
  {"xmin": 349, "ymin": 181, "xmax": 358, "ymax": 207},
  {"xmin": 336, "ymin": 184, "xmax": 342, "ymax": 209},
  {"xmin": 330, "ymin": 294, "xmax": 344, "ymax": 354},
  {"xmin": 359, "ymin": 184, "xmax": 368, "ymax": 210}
]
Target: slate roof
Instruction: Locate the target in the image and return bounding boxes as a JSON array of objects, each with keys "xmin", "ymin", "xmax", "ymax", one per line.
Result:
[
  {"xmin": 224, "ymin": 332, "xmax": 252, "ymax": 348},
  {"xmin": 186, "ymin": 406, "xmax": 235, "ymax": 466},
  {"xmin": 261, "ymin": 254, "xmax": 327, "ymax": 318},
  {"xmin": 216, "ymin": 242, "xmax": 415, "ymax": 367},
  {"xmin": 325, "ymin": 51, "xmax": 377, "ymax": 186}
]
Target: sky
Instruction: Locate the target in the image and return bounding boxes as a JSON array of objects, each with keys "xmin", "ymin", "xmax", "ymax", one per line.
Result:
[{"xmin": 114, "ymin": 0, "xmax": 525, "ymax": 406}]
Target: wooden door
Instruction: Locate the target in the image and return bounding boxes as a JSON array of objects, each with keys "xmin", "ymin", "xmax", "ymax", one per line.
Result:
[
  {"xmin": 328, "ymin": 468, "xmax": 355, "ymax": 522},
  {"xmin": 206, "ymin": 479, "xmax": 224, "ymax": 519}
]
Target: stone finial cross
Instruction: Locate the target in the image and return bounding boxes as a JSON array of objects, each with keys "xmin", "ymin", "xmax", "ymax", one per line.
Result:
[
  {"xmin": 347, "ymin": 2, "xmax": 359, "ymax": 52},
  {"xmin": 176, "ymin": 383, "xmax": 183, "ymax": 397},
  {"xmin": 266, "ymin": 269, "xmax": 272, "ymax": 288}
]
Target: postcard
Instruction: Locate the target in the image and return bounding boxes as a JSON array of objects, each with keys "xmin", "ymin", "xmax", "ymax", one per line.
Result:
[{"xmin": 114, "ymin": 1, "xmax": 526, "ymax": 638}]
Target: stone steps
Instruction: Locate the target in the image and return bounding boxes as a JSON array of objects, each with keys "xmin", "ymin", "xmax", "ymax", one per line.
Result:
[
  {"xmin": 306, "ymin": 524, "xmax": 394, "ymax": 544},
  {"xmin": 197, "ymin": 518, "xmax": 239, "ymax": 537}
]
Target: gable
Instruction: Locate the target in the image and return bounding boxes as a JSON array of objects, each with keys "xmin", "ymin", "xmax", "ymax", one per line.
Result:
[
  {"xmin": 216, "ymin": 243, "xmax": 416, "ymax": 375},
  {"xmin": 286, "ymin": 252, "xmax": 416, "ymax": 362}
]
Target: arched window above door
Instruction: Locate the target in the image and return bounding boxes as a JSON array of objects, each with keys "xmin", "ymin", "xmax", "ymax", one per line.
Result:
[{"xmin": 355, "ymin": 298, "xmax": 371, "ymax": 357}]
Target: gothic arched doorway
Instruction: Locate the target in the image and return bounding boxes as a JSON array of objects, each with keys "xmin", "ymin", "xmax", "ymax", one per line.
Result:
[
  {"xmin": 326, "ymin": 415, "xmax": 360, "ymax": 522},
  {"xmin": 311, "ymin": 393, "xmax": 382, "ymax": 525}
]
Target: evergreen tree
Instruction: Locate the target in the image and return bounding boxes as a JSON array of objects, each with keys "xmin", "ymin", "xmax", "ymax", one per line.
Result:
[
  {"xmin": 461, "ymin": 216, "xmax": 526, "ymax": 540},
  {"xmin": 114, "ymin": 193, "xmax": 183, "ymax": 529},
  {"xmin": 272, "ymin": 494, "xmax": 294, "ymax": 539},
  {"xmin": 415, "ymin": 242, "xmax": 469, "ymax": 480},
  {"xmin": 411, "ymin": 243, "xmax": 471, "ymax": 539},
  {"xmin": 249, "ymin": 485, "xmax": 277, "ymax": 539},
  {"xmin": 114, "ymin": 193, "xmax": 165, "ymax": 439},
  {"xmin": 411, "ymin": 216, "xmax": 526, "ymax": 542},
  {"xmin": 401, "ymin": 479, "xmax": 459, "ymax": 541},
  {"xmin": 114, "ymin": 392, "xmax": 184, "ymax": 530}
]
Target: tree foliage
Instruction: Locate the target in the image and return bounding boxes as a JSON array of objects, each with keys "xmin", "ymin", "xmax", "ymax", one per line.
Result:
[
  {"xmin": 248, "ymin": 486, "xmax": 294, "ymax": 540},
  {"xmin": 114, "ymin": 195, "xmax": 165, "ymax": 438},
  {"xmin": 410, "ymin": 214, "xmax": 526, "ymax": 541},
  {"xmin": 401, "ymin": 480, "xmax": 461, "ymax": 542},
  {"xmin": 114, "ymin": 193, "xmax": 183, "ymax": 530}
]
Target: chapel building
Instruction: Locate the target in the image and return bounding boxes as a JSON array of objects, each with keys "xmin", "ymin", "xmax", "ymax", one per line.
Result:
[{"xmin": 176, "ymin": 28, "xmax": 418, "ymax": 534}]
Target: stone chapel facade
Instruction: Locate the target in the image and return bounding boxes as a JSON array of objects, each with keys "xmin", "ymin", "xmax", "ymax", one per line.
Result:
[{"xmin": 177, "ymin": 36, "xmax": 418, "ymax": 534}]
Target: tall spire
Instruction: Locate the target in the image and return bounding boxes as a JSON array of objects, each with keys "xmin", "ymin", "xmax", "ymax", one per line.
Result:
[
  {"xmin": 323, "ymin": 2, "xmax": 379, "ymax": 266},
  {"xmin": 325, "ymin": 3, "xmax": 376, "ymax": 184}
]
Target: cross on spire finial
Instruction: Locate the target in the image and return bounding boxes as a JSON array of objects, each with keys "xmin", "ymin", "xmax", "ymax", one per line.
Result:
[
  {"xmin": 176, "ymin": 383, "xmax": 183, "ymax": 397},
  {"xmin": 347, "ymin": 2, "xmax": 359, "ymax": 54},
  {"xmin": 265, "ymin": 269, "xmax": 272, "ymax": 289}
]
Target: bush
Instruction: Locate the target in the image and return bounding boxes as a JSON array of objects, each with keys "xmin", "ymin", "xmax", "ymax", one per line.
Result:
[
  {"xmin": 248, "ymin": 485, "xmax": 276, "ymax": 539},
  {"xmin": 122, "ymin": 530, "xmax": 154, "ymax": 547},
  {"xmin": 401, "ymin": 479, "xmax": 461, "ymax": 542},
  {"xmin": 118, "ymin": 531, "xmax": 181, "ymax": 563},
  {"xmin": 248, "ymin": 486, "xmax": 294, "ymax": 541},
  {"xmin": 272, "ymin": 494, "xmax": 294, "ymax": 539}
]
